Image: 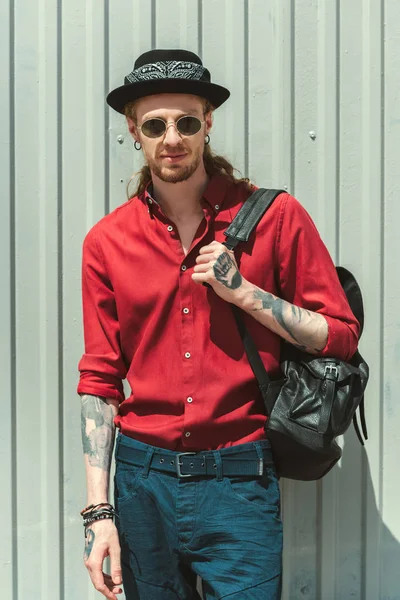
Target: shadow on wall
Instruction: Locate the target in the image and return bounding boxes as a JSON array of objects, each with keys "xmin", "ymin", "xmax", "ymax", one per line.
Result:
[
  {"xmin": 286, "ymin": 424, "xmax": 400, "ymax": 600},
  {"xmin": 339, "ymin": 426, "xmax": 400, "ymax": 600}
]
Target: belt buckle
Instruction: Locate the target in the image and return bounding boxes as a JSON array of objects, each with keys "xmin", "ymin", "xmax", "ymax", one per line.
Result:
[{"xmin": 175, "ymin": 452, "xmax": 197, "ymax": 478}]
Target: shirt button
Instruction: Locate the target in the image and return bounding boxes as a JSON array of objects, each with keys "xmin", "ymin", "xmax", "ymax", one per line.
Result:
[
  {"xmin": 148, "ymin": 198, "xmax": 153, "ymax": 204},
  {"xmin": 215, "ymin": 204, "xmax": 220, "ymax": 210},
  {"xmin": 185, "ymin": 432, "xmax": 191, "ymax": 437},
  {"xmin": 187, "ymin": 397, "xmax": 193, "ymax": 403},
  {"xmin": 167, "ymin": 225, "xmax": 173, "ymax": 232},
  {"xmin": 184, "ymin": 352, "xmax": 191, "ymax": 359},
  {"xmin": 181, "ymin": 265, "xmax": 187, "ymax": 271},
  {"xmin": 183, "ymin": 308, "xmax": 189, "ymax": 314}
]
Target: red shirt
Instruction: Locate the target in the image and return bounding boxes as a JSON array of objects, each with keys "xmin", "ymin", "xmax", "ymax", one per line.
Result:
[{"xmin": 77, "ymin": 175, "xmax": 359, "ymax": 451}]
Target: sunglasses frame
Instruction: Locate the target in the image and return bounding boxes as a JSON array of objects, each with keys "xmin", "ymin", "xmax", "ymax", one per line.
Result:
[{"xmin": 137, "ymin": 116, "xmax": 205, "ymax": 139}]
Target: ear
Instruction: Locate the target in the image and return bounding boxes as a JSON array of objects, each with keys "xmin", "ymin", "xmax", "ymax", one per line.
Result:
[
  {"xmin": 205, "ymin": 111, "xmax": 213, "ymax": 136},
  {"xmin": 126, "ymin": 116, "xmax": 139, "ymax": 141}
]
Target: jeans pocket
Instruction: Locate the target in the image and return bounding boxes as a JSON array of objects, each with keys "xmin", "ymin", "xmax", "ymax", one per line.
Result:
[
  {"xmin": 224, "ymin": 467, "xmax": 280, "ymax": 514},
  {"xmin": 114, "ymin": 462, "xmax": 144, "ymax": 506}
]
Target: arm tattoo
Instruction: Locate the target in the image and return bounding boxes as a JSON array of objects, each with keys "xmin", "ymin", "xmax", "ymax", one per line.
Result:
[
  {"xmin": 81, "ymin": 395, "xmax": 115, "ymax": 471},
  {"xmin": 252, "ymin": 289, "xmax": 314, "ymax": 351},
  {"xmin": 213, "ymin": 252, "xmax": 242, "ymax": 289},
  {"xmin": 84, "ymin": 528, "xmax": 95, "ymax": 561}
]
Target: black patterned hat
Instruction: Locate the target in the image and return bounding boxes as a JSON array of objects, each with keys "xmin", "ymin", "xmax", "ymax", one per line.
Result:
[{"xmin": 106, "ymin": 49, "xmax": 230, "ymax": 114}]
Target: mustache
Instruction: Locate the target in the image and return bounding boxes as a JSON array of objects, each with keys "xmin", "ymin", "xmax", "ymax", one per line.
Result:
[{"xmin": 159, "ymin": 145, "xmax": 188, "ymax": 154}]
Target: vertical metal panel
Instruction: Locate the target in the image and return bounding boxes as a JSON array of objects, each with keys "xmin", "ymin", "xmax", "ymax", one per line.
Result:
[
  {"xmin": 0, "ymin": 0, "xmax": 15, "ymax": 596},
  {"xmin": 382, "ymin": 3, "xmax": 400, "ymax": 598},
  {"xmin": 61, "ymin": 1, "xmax": 102, "ymax": 597},
  {"xmin": 338, "ymin": 2, "xmax": 365, "ymax": 597},
  {"xmin": 37, "ymin": 0, "xmax": 62, "ymax": 596},
  {"xmin": 12, "ymin": 1, "xmax": 62, "ymax": 599},
  {"xmin": 3, "ymin": 1, "xmax": 400, "ymax": 598},
  {"xmin": 202, "ymin": 0, "xmax": 246, "ymax": 173},
  {"xmin": 360, "ymin": 4, "xmax": 385, "ymax": 599}
]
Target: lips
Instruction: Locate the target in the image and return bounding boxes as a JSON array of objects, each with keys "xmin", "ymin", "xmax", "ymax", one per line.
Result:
[{"xmin": 161, "ymin": 154, "xmax": 187, "ymax": 163}]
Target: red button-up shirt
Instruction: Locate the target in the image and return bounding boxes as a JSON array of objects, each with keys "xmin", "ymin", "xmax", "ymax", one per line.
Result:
[{"xmin": 77, "ymin": 175, "xmax": 359, "ymax": 451}]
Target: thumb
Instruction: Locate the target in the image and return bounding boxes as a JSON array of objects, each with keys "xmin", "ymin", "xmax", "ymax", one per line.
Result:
[{"xmin": 110, "ymin": 544, "xmax": 122, "ymax": 584}]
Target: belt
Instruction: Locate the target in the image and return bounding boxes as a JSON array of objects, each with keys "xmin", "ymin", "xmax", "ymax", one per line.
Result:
[{"xmin": 116, "ymin": 441, "xmax": 273, "ymax": 479}]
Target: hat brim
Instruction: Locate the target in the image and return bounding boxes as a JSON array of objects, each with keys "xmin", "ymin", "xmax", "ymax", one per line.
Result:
[{"xmin": 106, "ymin": 79, "xmax": 230, "ymax": 114}]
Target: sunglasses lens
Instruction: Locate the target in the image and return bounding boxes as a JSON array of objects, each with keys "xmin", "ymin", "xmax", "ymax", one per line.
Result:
[
  {"xmin": 177, "ymin": 116, "xmax": 202, "ymax": 136},
  {"xmin": 141, "ymin": 119, "xmax": 166, "ymax": 138}
]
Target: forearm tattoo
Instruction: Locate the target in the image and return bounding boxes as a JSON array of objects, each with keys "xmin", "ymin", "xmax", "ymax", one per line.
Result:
[
  {"xmin": 81, "ymin": 395, "xmax": 115, "ymax": 471},
  {"xmin": 252, "ymin": 289, "xmax": 318, "ymax": 351},
  {"xmin": 213, "ymin": 252, "xmax": 242, "ymax": 289},
  {"xmin": 84, "ymin": 528, "xmax": 95, "ymax": 561}
]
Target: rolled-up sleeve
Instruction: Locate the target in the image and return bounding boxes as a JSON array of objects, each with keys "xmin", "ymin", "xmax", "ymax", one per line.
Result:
[
  {"xmin": 277, "ymin": 194, "xmax": 360, "ymax": 361},
  {"xmin": 77, "ymin": 227, "xmax": 127, "ymax": 402}
]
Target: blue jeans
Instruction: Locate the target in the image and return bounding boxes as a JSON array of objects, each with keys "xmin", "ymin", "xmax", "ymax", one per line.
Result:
[{"xmin": 114, "ymin": 434, "xmax": 283, "ymax": 600}]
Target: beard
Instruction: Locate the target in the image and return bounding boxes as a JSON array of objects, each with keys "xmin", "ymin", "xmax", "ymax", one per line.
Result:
[{"xmin": 145, "ymin": 145, "xmax": 203, "ymax": 184}]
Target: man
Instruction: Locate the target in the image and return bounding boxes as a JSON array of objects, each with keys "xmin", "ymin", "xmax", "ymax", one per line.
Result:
[{"xmin": 78, "ymin": 49, "xmax": 359, "ymax": 600}]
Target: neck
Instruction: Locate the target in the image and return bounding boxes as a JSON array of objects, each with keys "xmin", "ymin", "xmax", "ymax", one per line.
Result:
[{"xmin": 151, "ymin": 162, "xmax": 209, "ymax": 220}]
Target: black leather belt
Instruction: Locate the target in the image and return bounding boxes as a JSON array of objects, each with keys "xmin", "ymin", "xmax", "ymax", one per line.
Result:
[{"xmin": 116, "ymin": 441, "xmax": 273, "ymax": 479}]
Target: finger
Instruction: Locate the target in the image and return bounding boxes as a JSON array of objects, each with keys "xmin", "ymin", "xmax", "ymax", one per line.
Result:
[
  {"xmin": 199, "ymin": 241, "xmax": 220, "ymax": 254},
  {"xmin": 193, "ymin": 263, "xmax": 211, "ymax": 273},
  {"xmin": 195, "ymin": 253, "xmax": 214, "ymax": 264},
  {"xmin": 109, "ymin": 543, "xmax": 123, "ymax": 588},
  {"xmin": 192, "ymin": 272, "xmax": 211, "ymax": 284},
  {"xmin": 104, "ymin": 574, "xmax": 123, "ymax": 594},
  {"xmin": 88, "ymin": 563, "xmax": 117, "ymax": 600}
]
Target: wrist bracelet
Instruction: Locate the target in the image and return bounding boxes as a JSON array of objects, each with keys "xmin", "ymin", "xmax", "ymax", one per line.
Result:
[
  {"xmin": 80, "ymin": 502, "xmax": 114, "ymax": 517},
  {"xmin": 83, "ymin": 513, "xmax": 115, "ymax": 528},
  {"xmin": 80, "ymin": 502, "xmax": 118, "ymax": 531}
]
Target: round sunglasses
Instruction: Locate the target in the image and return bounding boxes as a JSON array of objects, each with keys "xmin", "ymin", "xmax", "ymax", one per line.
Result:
[{"xmin": 137, "ymin": 116, "xmax": 205, "ymax": 139}]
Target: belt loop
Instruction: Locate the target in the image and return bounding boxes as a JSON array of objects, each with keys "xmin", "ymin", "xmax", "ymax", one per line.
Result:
[
  {"xmin": 253, "ymin": 442, "xmax": 265, "ymax": 476},
  {"xmin": 212, "ymin": 450, "xmax": 223, "ymax": 481},
  {"xmin": 141, "ymin": 447, "xmax": 155, "ymax": 479}
]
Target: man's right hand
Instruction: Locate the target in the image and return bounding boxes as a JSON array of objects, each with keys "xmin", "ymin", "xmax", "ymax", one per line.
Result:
[{"xmin": 83, "ymin": 519, "xmax": 123, "ymax": 600}]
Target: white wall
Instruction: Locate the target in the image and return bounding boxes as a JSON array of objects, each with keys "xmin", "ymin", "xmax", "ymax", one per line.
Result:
[{"xmin": 1, "ymin": 1, "xmax": 399, "ymax": 598}]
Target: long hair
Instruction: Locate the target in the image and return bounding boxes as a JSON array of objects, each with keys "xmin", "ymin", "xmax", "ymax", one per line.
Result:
[{"xmin": 124, "ymin": 99, "xmax": 251, "ymax": 199}]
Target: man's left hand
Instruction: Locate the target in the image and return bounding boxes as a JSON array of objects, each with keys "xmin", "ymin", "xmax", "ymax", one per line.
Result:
[{"xmin": 192, "ymin": 241, "xmax": 248, "ymax": 305}]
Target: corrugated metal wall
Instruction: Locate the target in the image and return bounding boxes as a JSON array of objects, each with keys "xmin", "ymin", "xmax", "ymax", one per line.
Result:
[{"xmin": 1, "ymin": 0, "xmax": 399, "ymax": 598}]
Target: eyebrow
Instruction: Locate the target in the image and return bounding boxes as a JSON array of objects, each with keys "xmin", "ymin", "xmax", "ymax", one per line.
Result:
[{"xmin": 142, "ymin": 108, "xmax": 201, "ymax": 121}]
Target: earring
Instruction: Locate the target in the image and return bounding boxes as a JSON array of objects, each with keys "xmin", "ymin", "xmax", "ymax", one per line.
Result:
[
  {"xmin": 205, "ymin": 135, "xmax": 210, "ymax": 145},
  {"xmin": 134, "ymin": 141, "xmax": 142, "ymax": 150}
]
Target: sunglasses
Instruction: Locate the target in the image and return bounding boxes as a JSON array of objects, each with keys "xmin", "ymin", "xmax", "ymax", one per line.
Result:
[{"xmin": 137, "ymin": 116, "xmax": 205, "ymax": 139}]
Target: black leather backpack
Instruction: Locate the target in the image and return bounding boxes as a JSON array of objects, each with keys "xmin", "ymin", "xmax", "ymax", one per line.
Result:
[{"xmin": 224, "ymin": 188, "xmax": 369, "ymax": 481}]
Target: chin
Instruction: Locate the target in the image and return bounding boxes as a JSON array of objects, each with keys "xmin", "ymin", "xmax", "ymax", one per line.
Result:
[
  {"xmin": 159, "ymin": 169, "xmax": 194, "ymax": 184},
  {"xmin": 153, "ymin": 161, "xmax": 199, "ymax": 184}
]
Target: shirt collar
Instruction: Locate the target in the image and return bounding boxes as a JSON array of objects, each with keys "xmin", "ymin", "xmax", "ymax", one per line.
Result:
[
  {"xmin": 201, "ymin": 174, "xmax": 230, "ymax": 213},
  {"xmin": 143, "ymin": 182, "xmax": 157, "ymax": 217},
  {"xmin": 143, "ymin": 174, "xmax": 230, "ymax": 218}
]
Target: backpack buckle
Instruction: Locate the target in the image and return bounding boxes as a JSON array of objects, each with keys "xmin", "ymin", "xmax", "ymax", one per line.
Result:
[{"xmin": 324, "ymin": 365, "xmax": 339, "ymax": 379}]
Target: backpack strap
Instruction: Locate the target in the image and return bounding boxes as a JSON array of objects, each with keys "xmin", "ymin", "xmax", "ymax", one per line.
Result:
[
  {"xmin": 223, "ymin": 188, "xmax": 285, "ymax": 413},
  {"xmin": 353, "ymin": 394, "xmax": 368, "ymax": 443},
  {"xmin": 223, "ymin": 188, "xmax": 285, "ymax": 250},
  {"xmin": 230, "ymin": 304, "xmax": 275, "ymax": 416},
  {"xmin": 336, "ymin": 266, "xmax": 365, "ymax": 339}
]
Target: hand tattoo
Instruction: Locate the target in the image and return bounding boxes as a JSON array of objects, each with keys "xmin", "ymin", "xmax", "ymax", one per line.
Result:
[
  {"xmin": 84, "ymin": 528, "xmax": 95, "ymax": 561},
  {"xmin": 213, "ymin": 252, "xmax": 242, "ymax": 289},
  {"xmin": 81, "ymin": 395, "xmax": 115, "ymax": 470}
]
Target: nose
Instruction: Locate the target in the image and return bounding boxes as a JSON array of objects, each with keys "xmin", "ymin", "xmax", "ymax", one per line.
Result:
[{"xmin": 163, "ymin": 123, "xmax": 181, "ymax": 146}]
